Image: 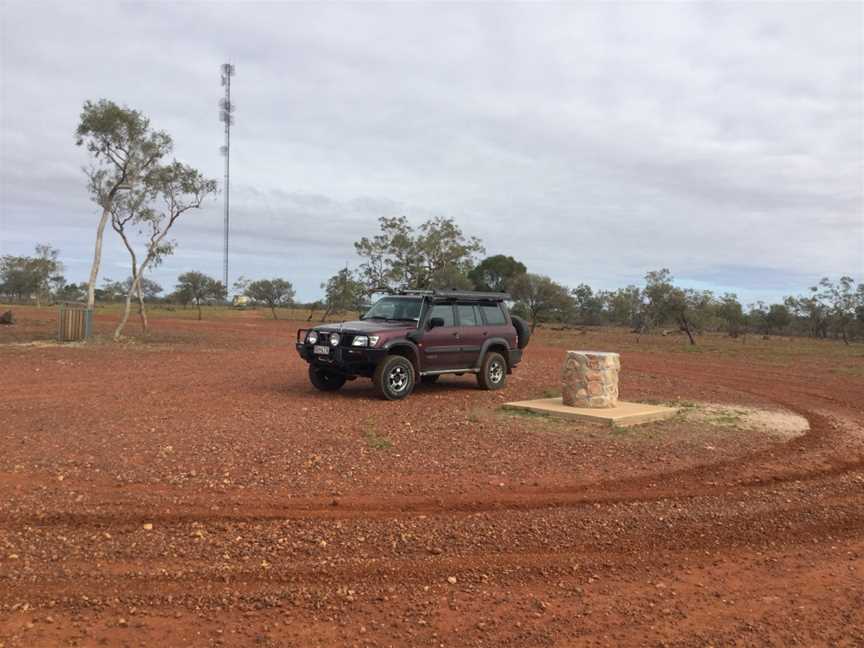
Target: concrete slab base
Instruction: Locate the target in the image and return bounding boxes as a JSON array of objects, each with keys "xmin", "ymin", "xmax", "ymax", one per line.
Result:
[{"xmin": 503, "ymin": 398, "xmax": 679, "ymax": 427}]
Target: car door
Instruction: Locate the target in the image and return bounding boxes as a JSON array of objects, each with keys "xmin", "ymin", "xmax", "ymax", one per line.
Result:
[
  {"xmin": 419, "ymin": 303, "xmax": 462, "ymax": 371},
  {"xmin": 455, "ymin": 303, "xmax": 485, "ymax": 368}
]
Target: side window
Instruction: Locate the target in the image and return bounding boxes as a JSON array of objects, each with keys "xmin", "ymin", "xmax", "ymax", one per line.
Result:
[
  {"xmin": 429, "ymin": 303, "xmax": 455, "ymax": 327},
  {"xmin": 480, "ymin": 303, "xmax": 506, "ymax": 325},
  {"xmin": 456, "ymin": 304, "xmax": 479, "ymax": 326}
]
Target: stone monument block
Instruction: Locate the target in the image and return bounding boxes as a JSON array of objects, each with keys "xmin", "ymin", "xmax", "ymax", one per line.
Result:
[{"xmin": 561, "ymin": 351, "xmax": 620, "ymax": 408}]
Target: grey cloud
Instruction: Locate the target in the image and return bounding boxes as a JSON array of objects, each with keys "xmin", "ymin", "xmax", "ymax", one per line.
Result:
[{"xmin": 1, "ymin": 1, "xmax": 861, "ymax": 302}]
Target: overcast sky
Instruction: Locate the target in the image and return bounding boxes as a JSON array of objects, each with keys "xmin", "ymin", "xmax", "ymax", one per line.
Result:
[{"xmin": 1, "ymin": 1, "xmax": 862, "ymax": 303}]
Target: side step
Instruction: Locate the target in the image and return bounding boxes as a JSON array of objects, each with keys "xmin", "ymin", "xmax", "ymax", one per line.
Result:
[{"xmin": 419, "ymin": 368, "xmax": 480, "ymax": 376}]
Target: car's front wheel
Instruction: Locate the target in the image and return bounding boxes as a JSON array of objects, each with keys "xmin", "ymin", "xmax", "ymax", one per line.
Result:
[
  {"xmin": 309, "ymin": 365, "xmax": 347, "ymax": 391},
  {"xmin": 477, "ymin": 351, "xmax": 507, "ymax": 390},
  {"xmin": 374, "ymin": 355, "xmax": 415, "ymax": 400}
]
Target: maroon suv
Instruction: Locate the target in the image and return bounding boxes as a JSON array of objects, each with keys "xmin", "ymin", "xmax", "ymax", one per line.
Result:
[{"xmin": 296, "ymin": 289, "xmax": 530, "ymax": 400}]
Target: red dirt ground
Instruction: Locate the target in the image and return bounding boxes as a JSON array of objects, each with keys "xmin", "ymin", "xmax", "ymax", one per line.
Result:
[{"xmin": 1, "ymin": 307, "xmax": 862, "ymax": 647}]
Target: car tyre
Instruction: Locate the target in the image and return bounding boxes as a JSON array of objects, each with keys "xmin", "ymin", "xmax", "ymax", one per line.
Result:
[
  {"xmin": 309, "ymin": 365, "xmax": 347, "ymax": 391},
  {"xmin": 511, "ymin": 316, "xmax": 531, "ymax": 349},
  {"xmin": 477, "ymin": 351, "xmax": 507, "ymax": 390},
  {"xmin": 374, "ymin": 355, "xmax": 415, "ymax": 400}
]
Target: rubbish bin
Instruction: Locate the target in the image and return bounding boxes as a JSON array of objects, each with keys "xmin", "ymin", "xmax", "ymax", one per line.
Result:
[{"xmin": 57, "ymin": 302, "xmax": 93, "ymax": 341}]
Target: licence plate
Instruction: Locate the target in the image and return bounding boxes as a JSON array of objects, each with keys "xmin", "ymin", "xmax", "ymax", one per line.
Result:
[{"xmin": 313, "ymin": 345, "xmax": 330, "ymax": 355}]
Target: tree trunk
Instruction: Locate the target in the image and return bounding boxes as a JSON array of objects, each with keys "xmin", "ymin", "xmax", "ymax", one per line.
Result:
[
  {"xmin": 87, "ymin": 207, "xmax": 111, "ymax": 310},
  {"xmin": 270, "ymin": 305, "xmax": 278, "ymax": 320},
  {"xmin": 114, "ymin": 258, "xmax": 154, "ymax": 340},
  {"xmin": 680, "ymin": 315, "xmax": 696, "ymax": 345},
  {"xmin": 114, "ymin": 273, "xmax": 141, "ymax": 342},
  {"xmin": 126, "ymin": 241, "xmax": 148, "ymax": 335},
  {"xmin": 137, "ymin": 281, "xmax": 148, "ymax": 333},
  {"xmin": 320, "ymin": 306, "xmax": 333, "ymax": 322},
  {"xmin": 197, "ymin": 301, "xmax": 202, "ymax": 320}
]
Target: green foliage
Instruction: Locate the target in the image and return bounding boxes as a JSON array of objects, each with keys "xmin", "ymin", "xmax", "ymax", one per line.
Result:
[
  {"xmin": 816, "ymin": 276, "xmax": 859, "ymax": 344},
  {"xmin": 56, "ymin": 283, "xmax": 85, "ymax": 302},
  {"xmin": 245, "ymin": 279, "xmax": 296, "ymax": 319},
  {"xmin": 111, "ymin": 159, "xmax": 217, "ymax": 338},
  {"xmin": 705, "ymin": 408, "xmax": 745, "ymax": 426},
  {"xmin": 750, "ymin": 301, "xmax": 792, "ymax": 334},
  {"xmin": 605, "ymin": 285, "xmax": 643, "ymax": 329},
  {"xmin": 509, "ymin": 273, "xmax": 574, "ymax": 331},
  {"xmin": 76, "ymin": 99, "xmax": 173, "ymax": 209},
  {"xmin": 101, "ymin": 276, "xmax": 163, "ymax": 301},
  {"xmin": 99, "ymin": 278, "xmax": 126, "ymax": 302},
  {"xmin": 781, "ymin": 277, "xmax": 863, "ymax": 342},
  {"xmin": 641, "ymin": 268, "xmax": 676, "ymax": 330},
  {"xmin": 362, "ymin": 422, "xmax": 393, "ymax": 450},
  {"xmin": 639, "ymin": 269, "xmax": 704, "ymax": 343},
  {"xmin": 354, "ymin": 216, "xmax": 484, "ymax": 292},
  {"xmin": 232, "ymin": 275, "xmax": 251, "ymax": 296},
  {"xmin": 468, "ymin": 255, "xmax": 526, "ymax": 292},
  {"xmin": 570, "ymin": 283, "xmax": 606, "ymax": 325},
  {"xmin": 175, "ymin": 272, "xmax": 227, "ymax": 320},
  {"xmin": 0, "ymin": 244, "xmax": 64, "ymax": 305},
  {"xmin": 322, "ymin": 268, "xmax": 366, "ymax": 319},
  {"xmin": 766, "ymin": 303, "xmax": 792, "ymax": 332},
  {"xmin": 716, "ymin": 293, "xmax": 745, "ymax": 337}
]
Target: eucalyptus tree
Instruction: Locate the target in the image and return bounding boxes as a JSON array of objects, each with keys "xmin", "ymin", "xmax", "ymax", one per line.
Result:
[
  {"xmin": 76, "ymin": 99, "xmax": 173, "ymax": 310},
  {"xmin": 509, "ymin": 273, "xmax": 574, "ymax": 331},
  {"xmin": 354, "ymin": 216, "xmax": 484, "ymax": 292},
  {"xmin": 174, "ymin": 271, "xmax": 227, "ymax": 321},
  {"xmin": 321, "ymin": 268, "xmax": 366, "ymax": 320},
  {"xmin": 0, "ymin": 245, "xmax": 63, "ymax": 305},
  {"xmin": 113, "ymin": 163, "xmax": 217, "ymax": 339},
  {"xmin": 246, "ymin": 279, "xmax": 296, "ymax": 320},
  {"xmin": 817, "ymin": 276, "xmax": 860, "ymax": 344},
  {"xmin": 468, "ymin": 255, "xmax": 526, "ymax": 293}
]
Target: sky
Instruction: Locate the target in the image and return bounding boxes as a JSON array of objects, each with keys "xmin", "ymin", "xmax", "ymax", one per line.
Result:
[{"xmin": 1, "ymin": 1, "xmax": 862, "ymax": 304}]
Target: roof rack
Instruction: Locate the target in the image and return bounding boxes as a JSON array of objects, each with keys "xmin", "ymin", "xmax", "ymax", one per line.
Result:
[{"xmin": 397, "ymin": 288, "xmax": 510, "ymax": 302}]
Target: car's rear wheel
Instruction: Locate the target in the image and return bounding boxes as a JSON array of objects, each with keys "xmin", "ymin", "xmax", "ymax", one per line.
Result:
[
  {"xmin": 309, "ymin": 365, "xmax": 347, "ymax": 391},
  {"xmin": 477, "ymin": 351, "xmax": 507, "ymax": 390},
  {"xmin": 374, "ymin": 355, "xmax": 415, "ymax": 400}
]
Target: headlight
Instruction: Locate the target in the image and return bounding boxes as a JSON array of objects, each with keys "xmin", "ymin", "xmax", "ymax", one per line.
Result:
[
  {"xmin": 351, "ymin": 335, "xmax": 380, "ymax": 347},
  {"xmin": 329, "ymin": 332, "xmax": 341, "ymax": 346},
  {"xmin": 306, "ymin": 331, "xmax": 318, "ymax": 345}
]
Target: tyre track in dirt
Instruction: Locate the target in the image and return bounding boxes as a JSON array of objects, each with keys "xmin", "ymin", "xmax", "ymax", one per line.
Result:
[
  {"xmin": 2, "ymin": 314, "xmax": 863, "ymax": 646},
  {"xmin": 3, "ymin": 349, "xmax": 859, "ymax": 527}
]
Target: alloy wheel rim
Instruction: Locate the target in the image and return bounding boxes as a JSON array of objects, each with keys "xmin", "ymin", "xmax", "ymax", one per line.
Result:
[
  {"xmin": 388, "ymin": 366, "xmax": 408, "ymax": 391},
  {"xmin": 490, "ymin": 361, "xmax": 504, "ymax": 383}
]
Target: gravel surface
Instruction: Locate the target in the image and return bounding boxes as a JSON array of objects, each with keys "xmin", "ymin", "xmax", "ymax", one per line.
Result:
[{"xmin": 1, "ymin": 309, "xmax": 862, "ymax": 647}]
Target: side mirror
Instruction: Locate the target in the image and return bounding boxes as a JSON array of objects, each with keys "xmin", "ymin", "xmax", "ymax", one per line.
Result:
[{"xmin": 428, "ymin": 317, "xmax": 445, "ymax": 329}]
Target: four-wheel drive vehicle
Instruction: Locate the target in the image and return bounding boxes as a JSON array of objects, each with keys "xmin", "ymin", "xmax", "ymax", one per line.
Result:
[{"xmin": 296, "ymin": 289, "xmax": 531, "ymax": 400}]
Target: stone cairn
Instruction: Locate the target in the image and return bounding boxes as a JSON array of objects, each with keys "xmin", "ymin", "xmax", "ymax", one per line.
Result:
[{"xmin": 561, "ymin": 351, "xmax": 620, "ymax": 408}]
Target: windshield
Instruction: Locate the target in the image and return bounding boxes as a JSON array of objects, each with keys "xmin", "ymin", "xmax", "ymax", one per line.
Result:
[{"xmin": 361, "ymin": 296, "xmax": 422, "ymax": 322}]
